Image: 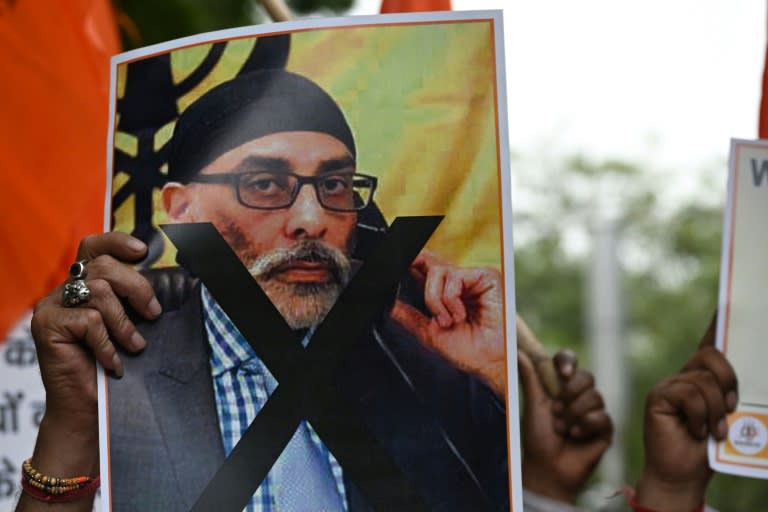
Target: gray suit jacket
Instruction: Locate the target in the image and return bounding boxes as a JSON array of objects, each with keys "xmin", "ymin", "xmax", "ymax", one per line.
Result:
[{"xmin": 107, "ymin": 272, "xmax": 509, "ymax": 511}]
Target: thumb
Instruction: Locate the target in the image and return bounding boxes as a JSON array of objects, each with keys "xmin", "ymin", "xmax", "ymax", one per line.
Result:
[
  {"xmin": 391, "ymin": 300, "xmax": 432, "ymax": 348},
  {"xmin": 553, "ymin": 349, "xmax": 578, "ymax": 381},
  {"xmin": 518, "ymin": 349, "xmax": 548, "ymax": 414},
  {"xmin": 698, "ymin": 310, "xmax": 718, "ymax": 349}
]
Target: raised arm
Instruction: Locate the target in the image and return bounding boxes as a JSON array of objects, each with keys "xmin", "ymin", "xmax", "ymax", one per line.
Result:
[{"xmin": 16, "ymin": 233, "xmax": 160, "ymax": 512}]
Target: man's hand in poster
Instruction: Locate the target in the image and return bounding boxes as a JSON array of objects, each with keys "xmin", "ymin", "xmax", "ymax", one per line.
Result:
[{"xmin": 391, "ymin": 250, "xmax": 506, "ymax": 397}]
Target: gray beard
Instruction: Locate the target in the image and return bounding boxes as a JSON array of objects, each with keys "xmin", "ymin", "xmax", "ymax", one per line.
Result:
[{"xmin": 248, "ymin": 241, "xmax": 351, "ymax": 329}]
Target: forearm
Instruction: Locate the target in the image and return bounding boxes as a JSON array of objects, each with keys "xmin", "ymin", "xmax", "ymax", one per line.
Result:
[{"xmin": 15, "ymin": 413, "xmax": 99, "ymax": 512}]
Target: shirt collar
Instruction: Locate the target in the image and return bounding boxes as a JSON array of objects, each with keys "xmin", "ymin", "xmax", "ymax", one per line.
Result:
[
  {"xmin": 202, "ymin": 285, "xmax": 316, "ymax": 377},
  {"xmin": 202, "ymin": 285, "xmax": 260, "ymax": 377}
]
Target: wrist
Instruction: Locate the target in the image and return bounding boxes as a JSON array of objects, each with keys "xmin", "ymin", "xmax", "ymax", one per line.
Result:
[
  {"xmin": 32, "ymin": 412, "xmax": 99, "ymax": 479},
  {"xmin": 522, "ymin": 460, "xmax": 578, "ymax": 504},
  {"xmin": 476, "ymin": 361, "xmax": 507, "ymax": 399},
  {"xmin": 635, "ymin": 470, "xmax": 707, "ymax": 512}
]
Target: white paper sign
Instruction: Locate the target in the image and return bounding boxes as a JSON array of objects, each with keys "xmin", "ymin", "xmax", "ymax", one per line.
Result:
[{"xmin": 709, "ymin": 138, "xmax": 768, "ymax": 479}]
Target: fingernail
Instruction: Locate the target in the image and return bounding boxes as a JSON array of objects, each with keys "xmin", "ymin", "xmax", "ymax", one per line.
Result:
[
  {"xmin": 561, "ymin": 363, "xmax": 574, "ymax": 377},
  {"xmin": 569, "ymin": 425, "xmax": 581, "ymax": 437},
  {"xmin": 111, "ymin": 353, "xmax": 124, "ymax": 379},
  {"xmin": 126, "ymin": 237, "xmax": 147, "ymax": 252},
  {"xmin": 130, "ymin": 331, "xmax": 146, "ymax": 351},
  {"xmin": 552, "ymin": 400, "xmax": 564, "ymax": 413},
  {"xmin": 148, "ymin": 297, "xmax": 162, "ymax": 317},
  {"xmin": 717, "ymin": 418, "xmax": 728, "ymax": 440},
  {"xmin": 726, "ymin": 391, "xmax": 738, "ymax": 412}
]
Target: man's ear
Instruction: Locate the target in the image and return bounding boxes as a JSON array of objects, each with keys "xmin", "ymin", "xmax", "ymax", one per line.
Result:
[{"xmin": 162, "ymin": 182, "xmax": 193, "ymax": 221}]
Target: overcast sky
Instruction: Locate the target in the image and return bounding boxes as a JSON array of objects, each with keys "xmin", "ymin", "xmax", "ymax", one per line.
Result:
[{"xmin": 347, "ymin": 1, "xmax": 766, "ymax": 185}]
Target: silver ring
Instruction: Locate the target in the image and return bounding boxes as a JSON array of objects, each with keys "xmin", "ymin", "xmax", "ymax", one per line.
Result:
[
  {"xmin": 62, "ymin": 261, "xmax": 91, "ymax": 307},
  {"xmin": 69, "ymin": 260, "xmax": 88, "ymax": 280}
]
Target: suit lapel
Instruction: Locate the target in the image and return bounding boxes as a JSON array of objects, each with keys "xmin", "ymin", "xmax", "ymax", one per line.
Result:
[{"xmin": 145, "ymin": 288, "xmax": 225, "ymax": 510}]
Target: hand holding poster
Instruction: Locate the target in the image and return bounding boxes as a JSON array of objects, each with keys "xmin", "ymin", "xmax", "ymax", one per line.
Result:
[
  {"xmin": 709, "ymin": 138, "xmax": 768, "ymax": 479},
  {"xmin": 97, "ymin": 11, "xmax": 522, "ymax": 511}
]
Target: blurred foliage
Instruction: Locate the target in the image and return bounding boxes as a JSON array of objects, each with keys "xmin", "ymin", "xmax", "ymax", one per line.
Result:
[
  {"xmin": 287, "ymin": 0, "xmax": 353, "ymax": 14},
  {"xmin": 116, "ymin": 0, "xmax": 354, "ymax": 49},
  {"xmin": 513, "ymin": 153, "xmax": 766, "ymax": 509}
]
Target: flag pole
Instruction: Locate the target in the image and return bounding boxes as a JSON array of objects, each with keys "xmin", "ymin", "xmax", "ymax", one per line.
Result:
[{"xmin": 259, "ymin": 0, "xmax": 293, "ymax": 22}]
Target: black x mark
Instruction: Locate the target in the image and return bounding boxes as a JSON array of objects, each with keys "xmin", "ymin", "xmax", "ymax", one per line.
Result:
[{"xmin": 162, "ymin": 217, "xmax": 493, "ymax": 511}]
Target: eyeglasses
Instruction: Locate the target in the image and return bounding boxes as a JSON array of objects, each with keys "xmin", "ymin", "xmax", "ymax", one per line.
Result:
[{"xmin": 187, "ymin": 171, "xmax": 378, "ymax": 212}]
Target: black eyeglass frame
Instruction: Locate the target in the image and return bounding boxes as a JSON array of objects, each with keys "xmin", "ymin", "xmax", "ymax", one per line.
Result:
[{"xmin": 186, "ymin": 171, "xmax": 378, "ymax": 212}]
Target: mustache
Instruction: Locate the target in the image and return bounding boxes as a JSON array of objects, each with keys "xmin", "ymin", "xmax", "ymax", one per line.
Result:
[{"xmin": 248, "ymin": 240, "xmax": 351, "ymax": 285}]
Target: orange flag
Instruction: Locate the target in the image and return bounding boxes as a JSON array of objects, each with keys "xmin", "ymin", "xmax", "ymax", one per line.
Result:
[
  {"xmin": 0, "ymin": 1, "xmax": 119, "ymax": 339},
  {"xmin": 760, "ymin": 41, "xmax": 768, "ymax": 137},
  {"xmin": 380, "ymin": 0, "xmax": 451, "ymax": 13}
]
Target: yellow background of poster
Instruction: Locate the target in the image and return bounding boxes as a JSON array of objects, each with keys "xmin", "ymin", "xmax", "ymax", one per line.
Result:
[{"xmin": 112, "ymin": 20, "xmax": 503, "ymax": 270}]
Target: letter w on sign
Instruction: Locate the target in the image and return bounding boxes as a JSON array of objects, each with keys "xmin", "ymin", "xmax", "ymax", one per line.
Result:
[
  {"xmin": 751, "ymin": 158, "xmax": 768, "ymax": 186},
  {"xmin": 161, "ymin": 217, "xmax": 491, "ymax": 512}
]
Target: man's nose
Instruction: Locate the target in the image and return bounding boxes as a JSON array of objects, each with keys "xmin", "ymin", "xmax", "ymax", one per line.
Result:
[{"xmin": 285, "ymin": 183, "xmax": 328, "ymax": 240}]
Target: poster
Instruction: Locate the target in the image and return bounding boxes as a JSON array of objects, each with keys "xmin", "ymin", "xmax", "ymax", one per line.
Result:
[
  {"xmin": 709, "ymin": 138, "xmax": 768, "ymax": 479},
  {"xmin": 98, "ymin": 11, "xmax": 522, "ymax": 511}
]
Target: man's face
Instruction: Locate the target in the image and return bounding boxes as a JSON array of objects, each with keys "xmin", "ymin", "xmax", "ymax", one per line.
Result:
[{"xmin": 163, "ymin": 131, "xmax": 358, "ymax": 328}]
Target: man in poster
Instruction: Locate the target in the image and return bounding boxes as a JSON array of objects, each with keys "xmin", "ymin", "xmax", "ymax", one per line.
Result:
[{"xmin": 111, "ymin": 68, "xmax": 511, "ymax": 511}]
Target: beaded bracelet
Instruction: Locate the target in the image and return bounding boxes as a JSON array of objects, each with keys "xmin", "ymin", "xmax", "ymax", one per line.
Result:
[{"xmin": 21, "ymin": 458, "xmax": 100, "ymax": 503}]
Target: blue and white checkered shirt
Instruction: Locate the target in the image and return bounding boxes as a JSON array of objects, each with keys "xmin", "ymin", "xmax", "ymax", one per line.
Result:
[{"xmin": 203, "ymin": 286, "xmax": 348, "ymax": 512}]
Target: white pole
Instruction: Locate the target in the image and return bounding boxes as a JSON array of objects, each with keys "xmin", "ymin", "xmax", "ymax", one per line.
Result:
[{"xmin": 586, "ymin": 217, "xmax": 627, "ymax": 498}]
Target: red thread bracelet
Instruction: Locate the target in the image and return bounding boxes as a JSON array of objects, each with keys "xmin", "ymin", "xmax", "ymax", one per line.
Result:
[{"xmin": 21, "ymin": 475, "xmax": 100, "ymax": 503}]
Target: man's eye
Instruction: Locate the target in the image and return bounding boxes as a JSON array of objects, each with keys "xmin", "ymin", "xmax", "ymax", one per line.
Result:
[
  {"xmin": 251, "ymin": 179, "xmax": 277, "ymax": 190},
  {"xmin": 243, "ymin": 175, "xmax": 288, "ymax": 192},
  {"xmin": 321, "ymin": 177, "xmax": 351, "ymax": 193}
]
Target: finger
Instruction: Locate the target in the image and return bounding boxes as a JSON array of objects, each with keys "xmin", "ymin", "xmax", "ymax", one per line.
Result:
[
  {"xmin": 423, "ymin": 266, "xmax": 452, "ymax": 328},
  {"xmin": 408, "ymin": 265, "xmax": 427, "ymax": 287},
  {"xmin": 698, "ymin": 310, "xmax": 718, "ymax": 349},
  {"xmin": 86, "ymin": 254, "xmax": 162, "ymax": 319},
  {"xmin": 677, "ymin": 370, "xmax": 729, "ymax": 440},
  {"xmin": 56, "ymin": 307, "xmax": 124, "ymax": 378},
  {"xmin": 558, "ymin": 368, "xmax": 595, "ymax": 403},
  {"xmin": 391, "ymin": 300, "xmax": 432, "ymax": 348},
  {"xmin": 683, "ymin": 346, "xmax": 738, "ymax": 411},
  {"xmin": 442, "ymin": 274, "xmax": 467, "ymax": 324},
  {"xmin": 77, "ymin": 232, "xmax": 147, "ymax": 262},
  {"xmin": 661, "ymin": 380, "xmax": 710, "ymax": 440},
  {"xmin": 411, "ymin": 249, "xmax": 451, "ymax": 274},
  {"xmin": 560, "ymin": 388, "xmax": 605, "ymax": 425},
  {"xmin": 80, "ymin": 310, "xmax": 124, "ymax": 378},
  {"xmin": 83, "ymin": 278, "xmax": 146, "ymax": 353},
  {"xmin": 517, "ymin": 349, "xmax": 548, "ymax": 411},
  {"xmin": 553, "ymin": 349, "xmax": 578, "ymax": 380},
  {"xmin": 569, "ymin": 409, "xmax": 614, "ymax": 441},
  {"xmin": 408, "ymin": 250, "xmax": 454, "ymax": 291}
]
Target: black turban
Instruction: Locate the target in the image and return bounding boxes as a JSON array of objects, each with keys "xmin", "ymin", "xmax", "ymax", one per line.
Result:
[{"xmin": 167, "ymin": 69, "xmax": 356, "ymax": 182}]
